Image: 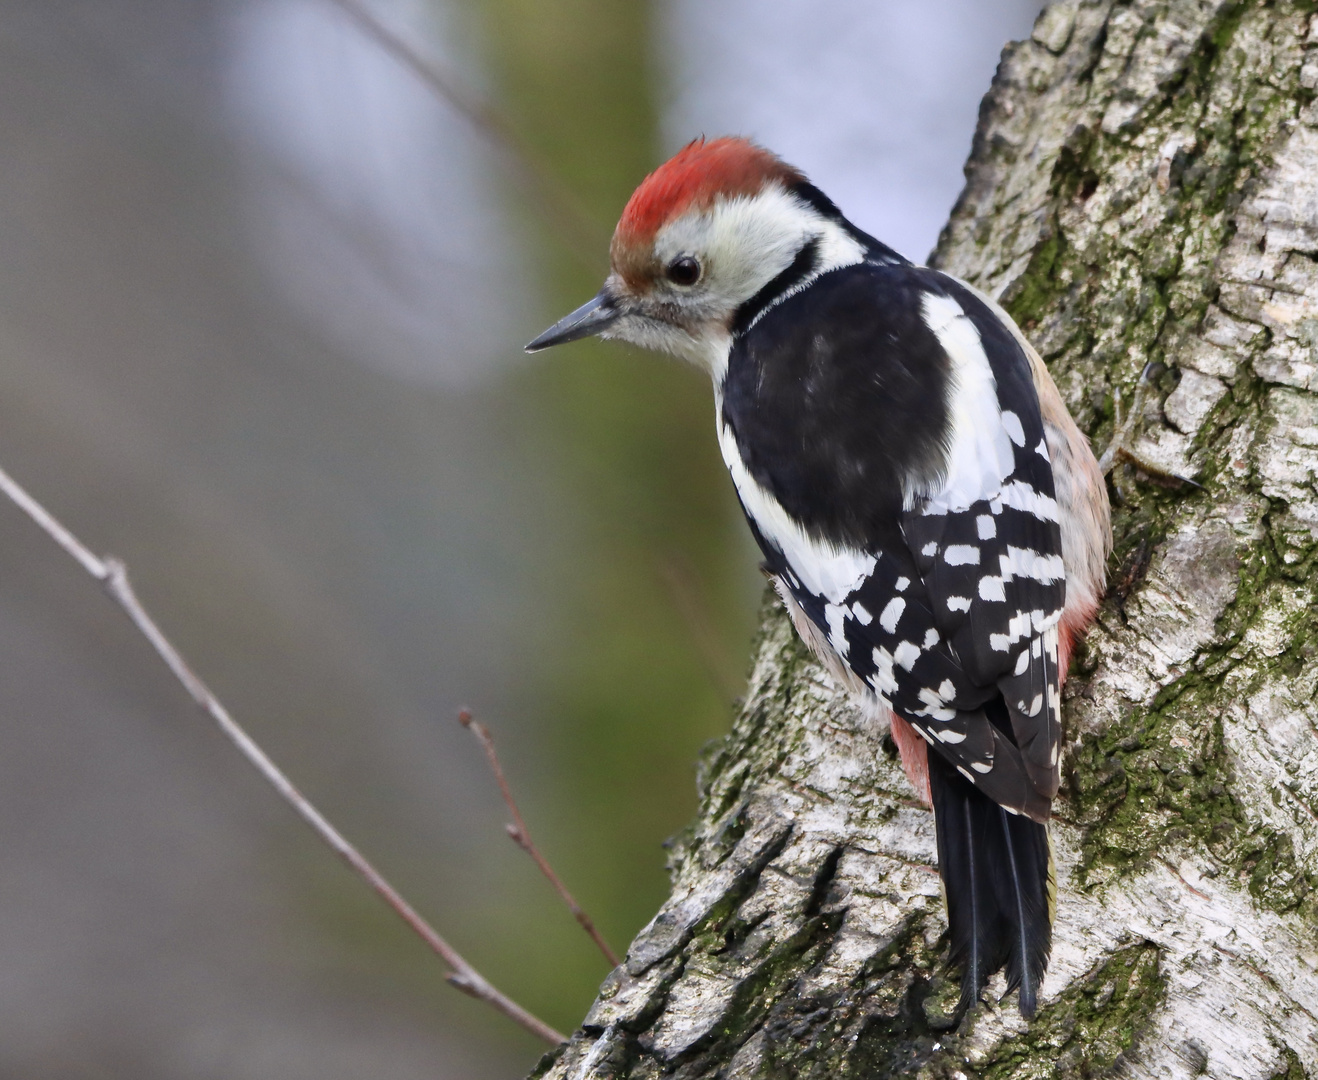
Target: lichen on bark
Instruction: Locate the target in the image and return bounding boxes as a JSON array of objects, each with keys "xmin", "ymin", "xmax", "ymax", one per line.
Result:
[{"xmin": 535, "ymin": 2, "xmax": 1318, "ymax": 1076}]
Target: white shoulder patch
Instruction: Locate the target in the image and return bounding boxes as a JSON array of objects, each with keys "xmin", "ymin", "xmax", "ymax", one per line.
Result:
[{"xmin": 912, "ymin": 292, "xmax": 1016, "ymax": 514}]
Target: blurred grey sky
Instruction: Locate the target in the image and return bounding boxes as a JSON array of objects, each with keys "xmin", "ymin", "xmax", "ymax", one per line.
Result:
[{"xmin": 0, "ymin": 1, "xmax": 1043, "ymax": 1075}]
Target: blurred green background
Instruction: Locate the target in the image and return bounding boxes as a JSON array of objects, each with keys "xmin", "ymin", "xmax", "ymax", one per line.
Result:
[{"xmin": 0, "ymin": 0, "xmax": 1042, "ymax": 1075}]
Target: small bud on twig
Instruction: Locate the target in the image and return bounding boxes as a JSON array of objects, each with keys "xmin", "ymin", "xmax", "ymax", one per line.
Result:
[{"xmin": 460, "ymin": 711, "xmax": 622, "ymax": 969}]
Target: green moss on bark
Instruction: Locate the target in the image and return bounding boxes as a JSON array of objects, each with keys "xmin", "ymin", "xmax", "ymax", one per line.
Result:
[
  {"xmin": 976, "ymin": 943, "xmax": 1165, "ymax": 1080},
  {"xmin": 1267, "ymin": 1046, "xmax": 1311, "ymax": 1080}
]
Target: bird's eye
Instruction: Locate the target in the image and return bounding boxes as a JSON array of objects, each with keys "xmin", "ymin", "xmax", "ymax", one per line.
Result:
[{"xmin": 666, "ymin": 255, "xmax": 701, "ymax": 287}]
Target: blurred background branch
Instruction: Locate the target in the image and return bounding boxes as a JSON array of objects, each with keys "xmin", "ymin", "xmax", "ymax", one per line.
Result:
[{"xmin": 0, "ymin": 463, "xmax": 564, "ymax": 1047}]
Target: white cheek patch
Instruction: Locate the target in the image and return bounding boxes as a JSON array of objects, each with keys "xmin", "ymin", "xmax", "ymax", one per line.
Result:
[
  {"xmin": 653, "ymin": 187, "xmax": 868, "ymax": 347},
  {"xmin": 656, "ymin": 198, "xmax": 803, "ymax": 310}
]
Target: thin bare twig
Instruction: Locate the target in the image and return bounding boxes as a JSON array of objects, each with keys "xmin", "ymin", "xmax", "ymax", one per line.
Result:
[
  {"xmin": 0, "ymin": 463, "xmax": 565, "ymax": 1048},
  {"xmin": 459, "ymin": 710, "xmax": 621, "ymax": 969},
  {"xmin": 323, "ymin": 0, "xmax": 610, "ymax": 268}
]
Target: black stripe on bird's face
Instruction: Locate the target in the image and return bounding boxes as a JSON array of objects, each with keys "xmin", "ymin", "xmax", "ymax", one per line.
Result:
[{"xmin": 731, "ymin": 237, "xmax": 821, "ymax": 337}]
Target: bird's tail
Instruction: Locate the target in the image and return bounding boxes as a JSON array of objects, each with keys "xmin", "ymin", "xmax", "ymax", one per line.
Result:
[{"xmin": 927, "ymin": 747, "xmax": 1055, "ymax": 1018}]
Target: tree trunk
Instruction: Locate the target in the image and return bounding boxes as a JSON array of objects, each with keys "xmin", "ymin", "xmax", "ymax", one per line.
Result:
[{"xmin": 534, "ymin": 2, "xmax": 1318, "ymax": 1075}]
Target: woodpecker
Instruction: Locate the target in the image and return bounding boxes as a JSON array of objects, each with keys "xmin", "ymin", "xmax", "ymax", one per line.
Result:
[{"xmin": 526, "ymin": 137, "xmax": 1110, "ymax": 1019}]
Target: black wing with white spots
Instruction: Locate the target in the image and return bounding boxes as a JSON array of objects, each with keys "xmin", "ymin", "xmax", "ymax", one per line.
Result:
[
  {"xmin": 900, "ymin": 276, "xmax": 1066, "ymax": 803},
  {"xmin": 723, "ymin": 263, "xmax": 1065, "ymax": 820}
]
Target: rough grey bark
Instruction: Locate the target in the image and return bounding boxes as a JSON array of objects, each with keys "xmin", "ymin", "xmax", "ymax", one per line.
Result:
[{"xmin": 535, "ymin": 2, "xmax": 1318, "ymax": 1076}]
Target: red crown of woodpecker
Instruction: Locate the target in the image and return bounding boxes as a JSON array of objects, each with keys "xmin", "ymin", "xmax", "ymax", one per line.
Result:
[{"xmin": 610, "ymin": 137, "xmax": 804, "ymax": 287}]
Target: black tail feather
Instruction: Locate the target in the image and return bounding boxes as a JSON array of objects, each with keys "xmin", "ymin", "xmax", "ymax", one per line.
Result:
[{"xmin": 928, "ymin": 749, "xmax": 1054, "ymax": 1019}]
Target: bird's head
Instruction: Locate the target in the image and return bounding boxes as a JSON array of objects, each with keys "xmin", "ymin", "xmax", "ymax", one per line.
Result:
[{"xmin": 525, "ymin": 137, "xmax": 869, "ymax": 373}]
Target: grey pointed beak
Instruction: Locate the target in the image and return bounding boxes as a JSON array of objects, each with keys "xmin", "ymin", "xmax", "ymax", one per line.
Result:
[{"xmin": 524, "ymin": 290, "xmax": 621, "ymax": 353}]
